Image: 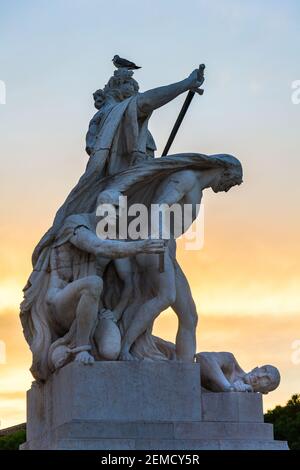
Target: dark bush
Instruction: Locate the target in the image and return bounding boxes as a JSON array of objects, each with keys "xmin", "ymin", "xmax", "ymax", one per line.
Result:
[
  {"xmin": 0, "ymin": 430, "xmax": 26, "ymax": 450},
  {"xmin": 265, "ymin": 394, "xmax": 300, "ymax": 450}
]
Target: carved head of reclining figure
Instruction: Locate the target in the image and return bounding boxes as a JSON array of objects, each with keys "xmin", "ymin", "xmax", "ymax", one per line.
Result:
[{"xmin": 244, "ymin": 365, "xmax": 281, "ymax": 394}]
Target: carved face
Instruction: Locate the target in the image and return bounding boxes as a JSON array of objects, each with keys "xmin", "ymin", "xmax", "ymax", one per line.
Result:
[
  {"xmin": 96, "ymin": 190, "xmax": 125, "ymax": 227},
  {"xmin": 211, "ymin": 168, "xmax": 243, "ymax": 193},
  {"xmin": 244, "ymin": 365, "xmax": 280, "ymax": 394},
  {"xmin": 118, "ymin": 79, "xmax": 138, "ymax": 99}
]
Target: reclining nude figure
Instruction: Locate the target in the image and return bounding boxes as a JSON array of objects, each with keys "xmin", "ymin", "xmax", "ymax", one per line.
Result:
[
  {"xmin": 119, "ymin": 155, "xmax": 243, "ymax": 361},
  {"xmin": 195, "ymin": 352, "xmax": 281, "ymax": 394}
]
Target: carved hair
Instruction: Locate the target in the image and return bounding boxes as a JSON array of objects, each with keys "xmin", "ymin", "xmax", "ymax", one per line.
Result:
[
  {"xmin": 93, "ymin": 69, "xmax": 139, "ymax": 109},
  {"xmin": 221, "ymin": 166, "xmax": 243, "ymax": 186}
]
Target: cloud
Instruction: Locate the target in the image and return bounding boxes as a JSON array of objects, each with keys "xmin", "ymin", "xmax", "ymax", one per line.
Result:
[{"xmin": 0, "ymin": 391, "xmax": 25, "ymax": 400}]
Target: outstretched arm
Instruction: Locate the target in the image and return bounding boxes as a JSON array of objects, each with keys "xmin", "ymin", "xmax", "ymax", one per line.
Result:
[
  {"xmin": 70, "ymin": 226, "xmax": 165, "ymax": 258},
  {"xmin": 137, "ymin": 69, "xmax": 204, "ymax": 115}
]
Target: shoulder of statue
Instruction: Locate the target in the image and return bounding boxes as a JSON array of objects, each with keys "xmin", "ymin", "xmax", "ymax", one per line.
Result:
[
  {"xmin": 65, "ymin": 213, "xmax": 93, "ymax": 228},
  {"xmin": 55, "ymin": 214, "xmax": 89, "ymax": 237}
]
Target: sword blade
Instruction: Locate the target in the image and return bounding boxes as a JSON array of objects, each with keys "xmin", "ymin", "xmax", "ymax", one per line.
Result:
[{"xmin": 162, "ymin": 90, "xmax": 195, "ymax": 157}]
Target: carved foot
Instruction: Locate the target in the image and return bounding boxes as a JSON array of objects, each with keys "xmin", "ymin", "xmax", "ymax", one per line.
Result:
[
  {"xmin": 119, "ymin": 349, "xmax": 138, "ymax": 361},
  {"xmin": 75, "ymin": 351, "xmax": 95, "ymax": 365}
]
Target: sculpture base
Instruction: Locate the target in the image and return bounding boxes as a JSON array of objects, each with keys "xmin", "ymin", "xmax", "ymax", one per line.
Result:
[{"xmin": 21, "ymin": 362, "xmax": 288, "ymax": 450}]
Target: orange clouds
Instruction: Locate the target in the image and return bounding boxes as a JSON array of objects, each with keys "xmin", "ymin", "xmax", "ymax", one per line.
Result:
[{"xmin": 0, "ymin": 309, "xmax": 32, "ymax": 428}]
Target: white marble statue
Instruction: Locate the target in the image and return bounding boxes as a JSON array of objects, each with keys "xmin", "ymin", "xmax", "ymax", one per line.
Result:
[
  {"xmin": 20, "ymin": 60, "xmax": 250, "ymax": 383},
  {"xmin": 195, "ymin": 352, "xmax": 281, "ymax": 393}
]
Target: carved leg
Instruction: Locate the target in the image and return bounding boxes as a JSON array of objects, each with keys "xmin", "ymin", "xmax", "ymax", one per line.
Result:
[
  {"xmin": 172, "ymin": 261, "xmax": 198, "ymax": 361},
  {"xmin": 47, "ymin": 275, "xmax": 102, "ymax": 364},
  {"xmin": 119, "ymin": 251, "xmax": 176, "ymax": 360},
  {"xmin": 113, "ymin": 258, "xmax": 133, "ymax": 320}
]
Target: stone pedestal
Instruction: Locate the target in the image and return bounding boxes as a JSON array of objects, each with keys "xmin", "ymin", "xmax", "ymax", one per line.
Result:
[{"xmin": 21, "ymin": 362, "xmax": 288, "ymax": 450}]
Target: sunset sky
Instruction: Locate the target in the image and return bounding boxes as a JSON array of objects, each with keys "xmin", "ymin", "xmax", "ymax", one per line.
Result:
[{"xmin": 1, "ymin": 0, "xmax": 300, "ymax": 428}]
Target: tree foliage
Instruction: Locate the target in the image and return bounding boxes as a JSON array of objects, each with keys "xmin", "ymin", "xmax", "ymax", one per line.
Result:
[
  {"xmin": 0, "ymin": 430, "xmax": 26, "ymax": 450},
  {"xmin": 264, "ymin": 394, "xmax": 300, "ymax": 450}
]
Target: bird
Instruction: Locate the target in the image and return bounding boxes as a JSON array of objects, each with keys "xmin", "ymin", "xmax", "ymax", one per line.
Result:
[{"xmin": 112, "ymin": 55, "xmax": 141, "ymax": 70}]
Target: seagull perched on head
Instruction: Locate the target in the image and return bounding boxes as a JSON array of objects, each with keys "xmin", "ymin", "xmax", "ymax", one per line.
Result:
[{"xmin": 112, "ymin": 55, "xmax": 141, "ymax": 70}]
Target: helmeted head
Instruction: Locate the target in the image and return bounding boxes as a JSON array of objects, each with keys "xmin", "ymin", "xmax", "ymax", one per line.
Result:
[{"xmin": 244, "ymin": 365, "xmax": 281, "ymax": 394}]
